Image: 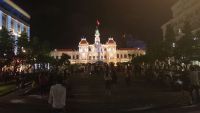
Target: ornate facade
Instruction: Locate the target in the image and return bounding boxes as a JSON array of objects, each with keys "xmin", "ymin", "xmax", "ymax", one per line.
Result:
[{"xmin": 51, "ymin": 28, "xmax": 145, "ymax": 64}]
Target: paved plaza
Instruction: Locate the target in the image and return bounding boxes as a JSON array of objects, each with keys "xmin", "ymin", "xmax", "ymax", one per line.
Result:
[{"xmin": 0, "ymin": 73, "xmax": 200, "ymax": 113}]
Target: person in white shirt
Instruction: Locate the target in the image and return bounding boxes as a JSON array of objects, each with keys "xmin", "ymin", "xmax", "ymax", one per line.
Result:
[{"xmin": 48, "ymin": 76, "xmax": 66, "ymax": 113}]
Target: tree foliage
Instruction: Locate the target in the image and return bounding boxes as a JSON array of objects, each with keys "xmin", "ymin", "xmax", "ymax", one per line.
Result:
[
  {"xmin": 175, "ymin": 22, "xmax": 195, "ymax": 58},
  {"xmin": 58, "ymin": 53, "xmax": 70, "ymax": 66},
  {"xmin": 0, "ymin": 27, "xmax": 14, "ymax": 68}
]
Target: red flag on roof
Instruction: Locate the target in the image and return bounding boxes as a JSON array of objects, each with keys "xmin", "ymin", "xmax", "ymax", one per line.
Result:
[{"xmin": 96, "ymin": 20, "xmax": 100, "ymax": 26}]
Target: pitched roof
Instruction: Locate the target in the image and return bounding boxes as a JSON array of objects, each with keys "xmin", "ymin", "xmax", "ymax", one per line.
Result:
[
  {"xmin": 106, "ymin": 38, "xmax": 116, "ymax": 45},
  {"xmin": 79, "ymin": 39, "xmax": 89, "ymax": 45}
]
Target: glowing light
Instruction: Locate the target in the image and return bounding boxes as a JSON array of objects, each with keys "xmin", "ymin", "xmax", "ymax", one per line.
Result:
[
  {"xmin": 0, "ymin": 11, "xmax": 2, "ymax": 29},
  {"xmin": 82, "ymin": 53, "xmax": 86, "ymax": 59},
  {"xmin": 172, "ymin": 42, "xmax": 176, "ymax": 48},
  {"xmin": 194, "ymin": 37, "xmax": 198, "ymax": 40},
  {"xmin": 21, "ymin": 47, "xmax": 26, "ymax": 53},
  {"xmin": 79, "ymin": 48, "xmax": 83, "ymax": 52},
  {"xmin": 178, "ymin": 28, "xmax": 182, "ymax": 34}
]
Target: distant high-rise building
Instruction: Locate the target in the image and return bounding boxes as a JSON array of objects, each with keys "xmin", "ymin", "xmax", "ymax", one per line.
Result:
[
  {"xmin": 161, "ymin": 0, "xmax": 200, "ymax": 40},
  {"xmin": 0, "ymin": 0, "xmax": 30, "ymax": 54}
]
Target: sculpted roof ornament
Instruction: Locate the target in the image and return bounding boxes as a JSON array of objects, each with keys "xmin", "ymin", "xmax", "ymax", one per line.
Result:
[
  {"xmin": 79, "ymin": 38, "xmax": 89, "ymax": 45},
  {"xmin": 106, "ymin": 38, "xmax": 116, "ymax": 45}
]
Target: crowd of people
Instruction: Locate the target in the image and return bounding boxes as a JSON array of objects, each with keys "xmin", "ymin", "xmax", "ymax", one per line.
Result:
[
  {"xmin": 76, "ymin": 61, "xmax": 200, "ymax": 105},
  {"xmin": 0, "ymin": 70, "xmax": 33, "ymax": 88},
  {"xmin": 128, "ymin": 60, "xmax": 200, "ymax": 105},
  {"xmin": 1, "ymin": 60, "xmax": 200, "ymax": 113}
]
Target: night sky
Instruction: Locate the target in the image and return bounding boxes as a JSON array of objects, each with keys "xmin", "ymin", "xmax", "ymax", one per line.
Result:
[{"xmin": 14, "ymin": 0, "xmax": 177, "ymax": 49}]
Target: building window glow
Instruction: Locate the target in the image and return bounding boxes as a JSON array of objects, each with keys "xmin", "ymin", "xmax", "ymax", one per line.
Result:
[
  {"xmin": 178, "ymin": 28, "xmax": 182, "ymax": 34},
  {"xmin": 79, "ymin": 48, "xmax": 82, "ymax": 52},
  {"xmin": 124, "ymin": 54, "xmax": 127, "ymax": 58},
  {"xmin": 50, "ymin": 27, "xmax": 146, "ymax": 64},
  {"xmin": 172, "ymin": 42, "xmax": 176, "ymax": 48},
  {"xmin": 76, "ymin": 55, "xmax": 79, "ymax": 59},
  {"xmin": 194, "ymin": 37, "xmax": 198, "ymax": 40}
]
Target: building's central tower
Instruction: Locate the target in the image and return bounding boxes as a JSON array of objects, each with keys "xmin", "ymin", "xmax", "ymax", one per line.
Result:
[
  {"xmin": 95, "ymin": 28, "xmax": 100, "ymax": 44},
  {"xmin": 94, "ymin": 28, "xmax": 102, "ymax": 61}
]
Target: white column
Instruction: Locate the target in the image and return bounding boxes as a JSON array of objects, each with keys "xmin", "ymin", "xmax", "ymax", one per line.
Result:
[
  {"xmin": 20, "ymin": 23, "xmax": 24, "ymax": 33},
  {"xmin": 14, "ymin": 35, "xmax": 18, "ymax": 55},
  {"xmin": 0, "ymin": 11, "xmax": 2, "ymax": 30},
  {"xmin": 14, "ymin": 20, "xmax": 18, "ymax": 55},
  {"xmin": 14, "ymin": 20, "xmax": 18, "ymax": 35},
  {"xmin": 27, "ymin": 26, "xmax": 30, "ymax": 41},
  {"xmin": 7, "ymin": 15, "xmax": 11, "ymax": 30}
]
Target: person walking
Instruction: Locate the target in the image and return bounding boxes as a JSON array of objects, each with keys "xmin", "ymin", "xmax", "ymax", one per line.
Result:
[
  {"xmin": 110, "ymin": 64, "xmax": 117, "ymax": 87},
  {"xmin": 125, "ymin": 65, "xmax": 131, "ymax": 86},
  {"xmin": 104, "ymin": 65, "xmax": 112, "ymax": 96},
  {"xmin": 39, "ymin": 72, "xmax": 48, "ymax": 96},
  {"xmin": 188, "ymin": 66, "xmax": 200, "ymax": 104},
  {"xmin": 63, "ymin": 69, "xmax": 73, "ymax": 99},
  {"xmin": 48, "ymin": 76, "xmax": 66, "ymax": 113}
]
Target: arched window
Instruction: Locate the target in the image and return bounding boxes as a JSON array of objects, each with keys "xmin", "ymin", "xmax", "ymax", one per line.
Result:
[{"xmin": 124, "ymin": 54, "xmax": 127, "ymax": 58}]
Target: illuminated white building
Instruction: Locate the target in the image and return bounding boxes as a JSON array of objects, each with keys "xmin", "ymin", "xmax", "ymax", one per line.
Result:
[
  {"xmin": 0, "ymin": 0, "xmax": 30, "ymax": 54},
  {"xmin": 51, "ymin": 28, "xmax": 145, "ymax": 64}
]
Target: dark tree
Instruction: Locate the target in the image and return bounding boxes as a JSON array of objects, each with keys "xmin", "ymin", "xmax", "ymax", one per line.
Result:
[
  {"xmin": 17, "ymin": 32, "xmax": 29, "ymax": 58},
  {"xmin": 163, "ymin": 24, "xmax": 176, "ymax": 57},
  {"xmin": 59, "ymin": 53, "xmax": 70, "ymax": 66},
  {"xmin": 0, "ymin": 27, "xmax": 14, "ymax": 68},
  {"xmin": 165, "ymin": 24, "xmax": 176, "ymax": 42},
  {"xmin": 176, "ymin": 22, "xmax": 194, "ymax": 58}
]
